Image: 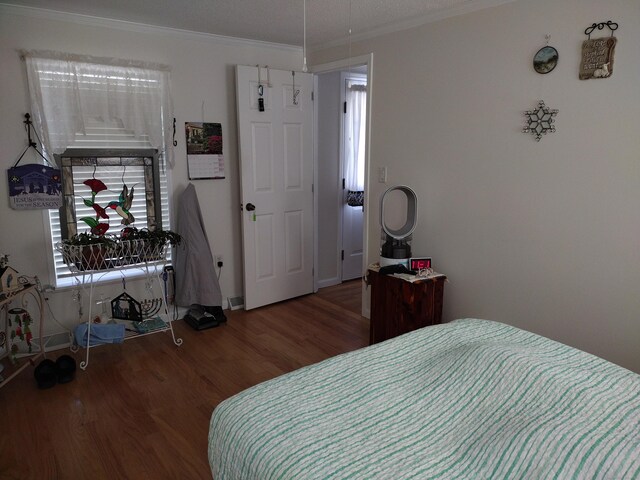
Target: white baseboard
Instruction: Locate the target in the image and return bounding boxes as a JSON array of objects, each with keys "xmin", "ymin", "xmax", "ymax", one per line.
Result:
[{"xmin": 317, "ymin": 277, "xmax": 341, "ymax": 289}]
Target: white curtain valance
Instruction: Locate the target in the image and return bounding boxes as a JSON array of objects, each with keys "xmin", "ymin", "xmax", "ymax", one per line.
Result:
[
  {"xmin": 20, "ymin": 49, "xmax": 171, "ymax": 72},
  {"xmin": 23, "ymin": 51, "xmax": 173, "ymax": 163},
  {"xmin": 348, "ymin": 83, "xmax": 367, "ymax": 93}
]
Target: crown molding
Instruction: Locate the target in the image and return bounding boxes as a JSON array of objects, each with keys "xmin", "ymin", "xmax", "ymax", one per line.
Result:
[
  {"xmin": 0, "ymin": 3, "xmax": 302, "ymax": 53},
  {"xmin": 309, "ymin": 0, "xmax": 519, "ymax": 52}
]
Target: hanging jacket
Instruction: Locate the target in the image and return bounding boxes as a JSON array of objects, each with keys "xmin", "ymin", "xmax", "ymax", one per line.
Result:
[{"xmin": 175, "ymin": 183, "xmax": 223, "ymax": 307}]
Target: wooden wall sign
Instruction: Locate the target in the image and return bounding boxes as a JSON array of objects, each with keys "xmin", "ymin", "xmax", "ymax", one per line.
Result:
[
  {"xmin": 579, "ymin": 21, "xmax": 619, "ymax": 80},
  {"xmin": 579, "ymin": 37, "xmax": 617, "ymax": 80}
]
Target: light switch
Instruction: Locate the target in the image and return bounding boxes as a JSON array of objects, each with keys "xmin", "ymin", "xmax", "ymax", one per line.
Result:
[{"xmin": 378, "ymin": 166, "xmax": 387, "ymax": 183}]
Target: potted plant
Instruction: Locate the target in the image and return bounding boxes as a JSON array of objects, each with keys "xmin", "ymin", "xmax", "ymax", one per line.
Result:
[
  {"xmin": 120, "ymin": 227, "xmax": 181, "ymax": 262},
  {"xmin": 60, "ymin": 233, "xmax": 117, "ymax": 271}
]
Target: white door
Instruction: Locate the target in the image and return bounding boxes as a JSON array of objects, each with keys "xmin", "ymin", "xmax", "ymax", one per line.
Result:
[
  {"xmin": 341, "ymin": 74, "xmax": 367, "ymax": 281},
  {"xmin": 341, "ymin": 200, "xmax": 364, "ymax": 280},
  {"xmin": 236, "ymin": 65, "xmax": 314, "ymax": 310}
]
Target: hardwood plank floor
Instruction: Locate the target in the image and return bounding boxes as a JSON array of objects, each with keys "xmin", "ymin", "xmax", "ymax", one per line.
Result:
[{"xmin": 0, "ymin": 280, "xmax": 367, "ymax": 479}]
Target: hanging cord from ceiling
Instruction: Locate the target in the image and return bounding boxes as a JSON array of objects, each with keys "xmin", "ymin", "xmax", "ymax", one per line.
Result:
[
  {"xmin": 302, "ymin": 0, "xmax": 308, "ymax": 72},
  {"xmin": 347, "ymin": 0, "xmax": 353, "ymax": 76}
]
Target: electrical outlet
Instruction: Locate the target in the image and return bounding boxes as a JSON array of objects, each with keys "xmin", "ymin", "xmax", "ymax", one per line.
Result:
[{"xmin": 215, "ymin": 255, "xmax": 223, "ymax": 268}]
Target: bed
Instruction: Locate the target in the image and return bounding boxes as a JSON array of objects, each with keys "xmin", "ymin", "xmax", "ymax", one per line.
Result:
[{"xmin": 208, "ymin": 319, "xmax": 640, "ymax": 479}]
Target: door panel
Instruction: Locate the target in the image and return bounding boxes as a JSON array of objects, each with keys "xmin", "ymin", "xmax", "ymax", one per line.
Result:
[
  {"xmin": 342, "ymin": 203, "xmax": 364, "ymax": 280},
  {"xmin": 255, "ymin": 214, "xmax": 275, "ymax": 280},
  {"xmin": 237, "ymin": 65, "xmax": 314, "ymax": 309},
  {"xmin": 252, "ymin": 123, "xmax": 274, "ymax": 192},
  {"xmin": 284, "ymin": 123, "xmax": 303, "ymax": 190},
  {"xmin": 285, "ymin": 210, "xmax": 304, "ymax": 273}
]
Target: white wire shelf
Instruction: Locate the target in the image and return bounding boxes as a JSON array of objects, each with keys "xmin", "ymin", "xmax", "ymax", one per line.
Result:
[
  {"xmin": 55, "ymin": 239, "xmax": 182, "ymax": 370},
  {"xmin": 56, "ymin": 239, "xmax": 169, "ymax": 273}
]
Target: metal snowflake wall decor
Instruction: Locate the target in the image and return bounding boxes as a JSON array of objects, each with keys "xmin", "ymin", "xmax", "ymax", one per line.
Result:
[{"xmin": 523, "ymin": 100, "xmax": 559, "ymax": 141}]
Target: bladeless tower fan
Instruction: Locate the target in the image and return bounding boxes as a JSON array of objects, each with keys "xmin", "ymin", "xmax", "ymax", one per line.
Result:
[{"xmin": 379, "ymin": 185, "xmax": 418, "ymax": 268}]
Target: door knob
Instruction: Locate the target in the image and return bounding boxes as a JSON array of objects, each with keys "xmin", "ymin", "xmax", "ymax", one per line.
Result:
[{"xmin": 246, "ymin": 203, "xmax": 256, "ymax": 211}]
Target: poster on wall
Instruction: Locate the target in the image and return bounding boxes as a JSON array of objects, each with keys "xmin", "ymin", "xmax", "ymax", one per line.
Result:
[
  {"xmin": 7, "ymin": 164, "xmax": 62, "ymax": 210},
  {"xmin": 185, "ymin": 122, "xmax": 225, "ymax": 180}
]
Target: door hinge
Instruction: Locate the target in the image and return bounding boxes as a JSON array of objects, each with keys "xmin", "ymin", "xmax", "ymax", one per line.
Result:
[
  {"xmin": 343, "ymin": 101, "xmax": 347, "ymax": 114},
  {"xmin": 341, "ymin": 250, "xmax": 345, "ymax": 261},
  {"xmin": 342, "ymin": 178, "xmax": 345, "ymax": 190},
  {"xmin": 312, "ymin": 183, "xmax": 314, "ymax": 193},
  {"xmin": 311, "ymin": 91, "xmax": 314, "ymax": 101}
]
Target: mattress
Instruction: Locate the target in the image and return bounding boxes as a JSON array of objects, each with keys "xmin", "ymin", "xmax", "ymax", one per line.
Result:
[{"xmin": 208, "ymin": 319, "xmax": 640, "ymax": 479}]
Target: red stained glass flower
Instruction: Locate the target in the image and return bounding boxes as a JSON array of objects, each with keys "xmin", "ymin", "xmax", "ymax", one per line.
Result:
[
  {"xmin": 91, "ymin": 223, "xmax": 110, "ymax": 235},
  {"xmin": 84, "ymin": 179, "xmax": 107, "ymax": 194},
  {"xmin": 92, "ymin": 204, "xmax": 109, "ymax": 219}
]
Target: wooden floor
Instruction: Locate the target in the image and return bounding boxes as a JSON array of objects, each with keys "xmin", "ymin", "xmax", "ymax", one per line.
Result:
[{"xmin": 0, "ymin": 281, "xmax": 366, "ymax": 479}]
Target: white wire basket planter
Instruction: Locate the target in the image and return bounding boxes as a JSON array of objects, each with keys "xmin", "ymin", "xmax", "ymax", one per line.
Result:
[{"xmin": 56, "ymin": 239, "xmax": 169, "ymax": 273}]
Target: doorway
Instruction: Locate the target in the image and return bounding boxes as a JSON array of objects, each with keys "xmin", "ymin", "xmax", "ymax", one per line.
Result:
[
  {"xmin": 340, "ymin": 71, "xmax": 367, "ymax": 281},
  {"xmin": 312, "ymin": 55, "xmax": 372, "ymax": 317}
]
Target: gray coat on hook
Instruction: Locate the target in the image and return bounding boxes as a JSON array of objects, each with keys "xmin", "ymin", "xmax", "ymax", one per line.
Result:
[{"xmin": 175, "ymin": 183, "xmax": 222, "ymax": 307}]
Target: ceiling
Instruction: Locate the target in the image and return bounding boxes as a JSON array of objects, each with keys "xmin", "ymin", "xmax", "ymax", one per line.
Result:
[{"xmin": 5, "ymin": 0, "xmax": 513, "ymax": 48}]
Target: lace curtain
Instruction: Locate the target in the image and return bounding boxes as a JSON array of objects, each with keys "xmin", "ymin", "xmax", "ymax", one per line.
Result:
[
  {"xmin": 23, "ymin": 51, "xmax": 173, "ymax": 163},
  {"xmin": 345, "ymin": 83, "xmax": 367, "ymax": 207}
]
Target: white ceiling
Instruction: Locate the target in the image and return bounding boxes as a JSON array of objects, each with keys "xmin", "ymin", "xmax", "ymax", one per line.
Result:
[{"xmin": 4, "ymin": 0, "xmax": 515, "ymax": 48}]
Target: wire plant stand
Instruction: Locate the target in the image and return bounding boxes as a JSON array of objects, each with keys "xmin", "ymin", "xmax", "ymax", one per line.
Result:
[
  {"xmin": 56, "ymin": 239, "xmax": 182, "ymax": 370},
  {"xmin": 0, "ymin": 278, "xmax": 46, "ymax": 388}
]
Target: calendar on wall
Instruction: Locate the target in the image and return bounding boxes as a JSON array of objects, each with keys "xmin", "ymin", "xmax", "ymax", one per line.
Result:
[{"xmin": 185, "ymin": 122, "xmax": 225, "ymax": 180}]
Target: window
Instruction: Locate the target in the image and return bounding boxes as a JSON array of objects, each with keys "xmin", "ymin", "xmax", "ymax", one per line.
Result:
[
  {"xmin": 50, "ymin": 149, "xmax": 170, "ymax": 286},
  {"xmin": 23, "ymin": 51, "xmax": 173, "ymax": 287},
  {"xmin": 344, "ymin": 78, "xmax": 367, "ymax": 207}
]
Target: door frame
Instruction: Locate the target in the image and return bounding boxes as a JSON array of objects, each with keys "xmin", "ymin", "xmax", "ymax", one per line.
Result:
[{"xmin": 311, "ymin": 53, "xmax": 374, "ymax": 317}]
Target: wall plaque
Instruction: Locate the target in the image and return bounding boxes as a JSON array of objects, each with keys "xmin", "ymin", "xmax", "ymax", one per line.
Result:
[
  {"xmin": 8, "ymin": 164, "xmax": 62, "ymax": 210},
  {"xmin": 579, "ymin": 36, "xmax": 617, "ymax": 80}
]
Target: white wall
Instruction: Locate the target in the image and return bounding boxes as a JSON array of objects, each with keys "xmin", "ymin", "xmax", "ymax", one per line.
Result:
[
  {"xmin": 316, "ymin": 71, "xmax": 342, "ymax": 287},
  {"xmin": 311, "ymin": 0, "xmax": 640, "ymax": 372},
  {"xmin": 0, "ymin": 6, "xmax": 300, "ymax": 334}
]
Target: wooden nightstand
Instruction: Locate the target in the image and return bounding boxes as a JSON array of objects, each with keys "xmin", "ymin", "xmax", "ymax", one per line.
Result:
[{"xmin": 367, "ymin": 269, "xmax": 445, "ymax": 344}]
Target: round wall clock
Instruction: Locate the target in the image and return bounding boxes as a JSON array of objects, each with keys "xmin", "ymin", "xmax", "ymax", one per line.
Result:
[{"xmin": 533, "ymin": 46, "xmax": 559, "ymax": 74}]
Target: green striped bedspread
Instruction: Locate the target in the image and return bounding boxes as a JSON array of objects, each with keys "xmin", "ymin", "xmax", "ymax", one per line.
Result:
[{"xmin": 208, "ymin": 319, "xmax": 640, "ymax": 479}]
